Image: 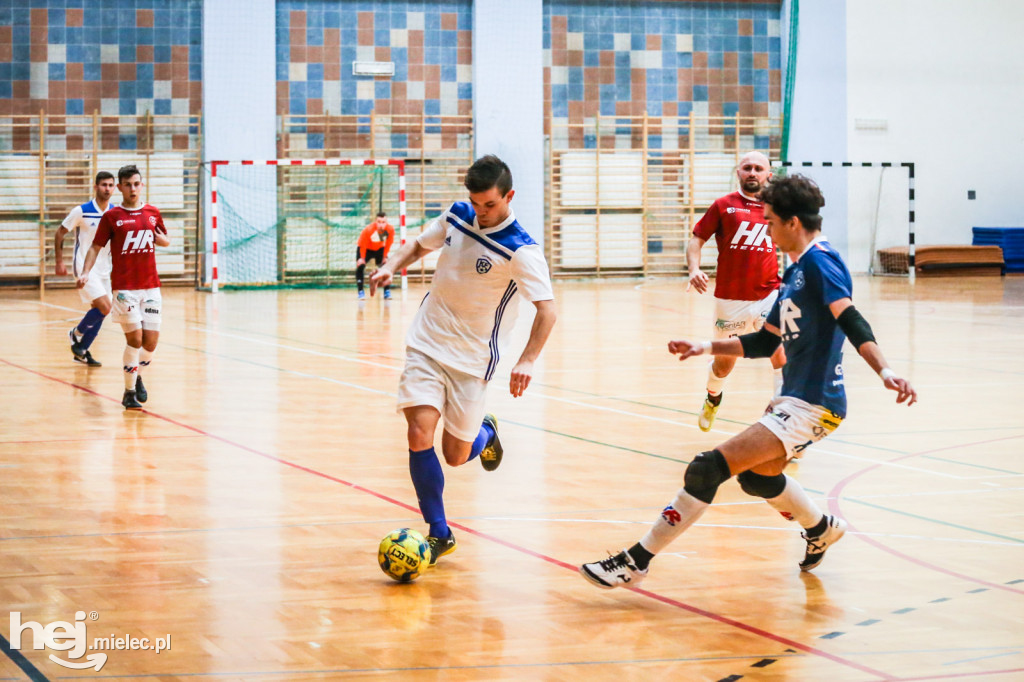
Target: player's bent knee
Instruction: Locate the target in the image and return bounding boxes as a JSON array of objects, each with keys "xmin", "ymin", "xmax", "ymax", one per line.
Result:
[
  {"xmin": 683, "ymin": 449, "xmax": 732, "ymax": 503},
  {"xmin": 736, "ymin": 470, "xmax": 786, "ymax": 499}
]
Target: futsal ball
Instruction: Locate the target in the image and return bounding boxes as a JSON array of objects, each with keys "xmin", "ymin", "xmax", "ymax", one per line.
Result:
[{"xmin": 378, "ymin": 528, "xmax": 431, "ymax": 582}]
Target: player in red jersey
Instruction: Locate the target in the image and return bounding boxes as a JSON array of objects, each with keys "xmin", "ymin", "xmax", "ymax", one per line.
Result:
[
  {"xmin": 355, "ymin": 212, "xmax": 395, "ymax": 300},
  {"xmin": 77, "ymin": 164, "xmax": 170, "ymax": 410},
  {"xmin": 686, "ymin": 151, "xmax": 786, "ymax": 431}
]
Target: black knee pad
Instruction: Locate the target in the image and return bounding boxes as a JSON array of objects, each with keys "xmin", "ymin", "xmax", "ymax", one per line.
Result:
[
  {"xmin": 683, "ymin": 449, "xmax": 731, "ymax": 503},
  {"xmin": 737, "ymin": 470, "xmax": 786, "ymax": 499}
]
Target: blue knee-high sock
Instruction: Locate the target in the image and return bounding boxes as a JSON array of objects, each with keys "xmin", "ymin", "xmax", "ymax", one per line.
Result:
[
  {"xmin": 409, "ymin": 447, "xmax": 448, "ymax": 538},
  {"xmin": 77, "ymin": 308, "xmax": 106, "ymax": 350},
  {"xmin": 467, "ymin": 421, "xmax": 495, "ymax": 462}
]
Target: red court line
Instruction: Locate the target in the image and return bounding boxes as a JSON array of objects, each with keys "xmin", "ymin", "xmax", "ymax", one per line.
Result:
[
  {"xmin": 0, "ymin": 357, "xmax": 894, "ymax": 681},
  {"xmin": 828, "ymin": 434, "xmax": 1024, "ymax": 596},
  {"xmin": 0, "ymin": 435, "xmax": 204, "ymax": 445}
]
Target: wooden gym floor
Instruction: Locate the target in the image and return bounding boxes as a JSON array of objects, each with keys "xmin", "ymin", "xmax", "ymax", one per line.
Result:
[{"xmin": 0, "ymin": 275, "xmax": 1022, "ymax": 681}]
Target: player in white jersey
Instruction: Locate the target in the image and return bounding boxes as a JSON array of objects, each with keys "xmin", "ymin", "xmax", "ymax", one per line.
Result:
[
  {"xmin": 370, "ymin": 155, "xmax": 557, "ymax": 565},
  {"xmin": 54, "ymin": 171, "xmax": 116, "ymax": 367}
]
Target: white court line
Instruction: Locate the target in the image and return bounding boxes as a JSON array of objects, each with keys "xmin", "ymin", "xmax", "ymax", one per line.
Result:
[
  {"xmin": 0, "ymin": 317, "xmax": 81, "ymax": 328},
  {"xmin": 26, "ymin": 300, "xmax": 81, "ymax": 314},
  {"xmin": 190, "ymin": 325, "xmax": 404, "ymax": 372},
  {"xmin": 193, "ymin": 322, "xmax": 981, "ymax": 481},
  {"xmin": 477, "ymin": 516, "xmax": 1024, "ymax": 547}
]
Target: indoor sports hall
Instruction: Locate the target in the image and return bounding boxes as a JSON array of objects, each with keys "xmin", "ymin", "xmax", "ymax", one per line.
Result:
[{"xmin": 1, "ymin": 1, "xmax": 1021, "ymax": 680}]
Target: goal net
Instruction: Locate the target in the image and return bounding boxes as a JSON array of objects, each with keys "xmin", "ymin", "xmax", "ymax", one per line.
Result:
[
  {"xmin": 773, "ymin": 161, "xmax": 915, "ymax": 276},
  {"xmin": 207, "ymin": 159, "xmax": 406, "ymax": 291}
]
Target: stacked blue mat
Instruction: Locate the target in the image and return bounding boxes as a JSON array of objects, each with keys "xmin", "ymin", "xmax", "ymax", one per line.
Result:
[{"xmin": 972, "ymin": 227, "xmax": 1024, "ymax": 273}]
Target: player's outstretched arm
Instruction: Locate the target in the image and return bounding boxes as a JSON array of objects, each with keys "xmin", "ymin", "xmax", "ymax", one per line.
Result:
[
  {"xmin": 829, "ymin": 298, "xmax": 917, "ymax": 406},
  {"xmin": 668, "ymin": 334, "xmax": 745, "ymax": 361},
  {"xmin": 509, "ymin": 299, "xmax": 557, "ymax": 398},
  {"xmin": 368, "ymin": 239, "xmax": 433, "ymax": 296}
]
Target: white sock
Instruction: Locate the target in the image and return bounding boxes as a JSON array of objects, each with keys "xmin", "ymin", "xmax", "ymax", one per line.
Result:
[
  {"xmin": 139, "ymin": 347, "xmax": 154, "ymax": 369},
  {"xmin": 706, "ymin": 361, "xmax": 727, "ymax": 396},
  {"xmin": 639, "ymin": 487, "xmax": 710, "ymax": 555},
  {"xmin": 123, "ymin": 346, "xmax": 140, "ymax": 391},
  {"xmin": 764, "ymin": 475, "xmax": 824, "ymax": 528},
  {"xmin": 773, "ymin": 368, "xmax": 784, "ymax": 398}
]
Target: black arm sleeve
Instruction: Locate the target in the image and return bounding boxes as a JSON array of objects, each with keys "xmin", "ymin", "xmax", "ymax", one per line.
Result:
[
  {"xmin": 738, "ymin": 327, "xmax": 782, "ymax": 358},
  {"xmin": 836, "ymin": 305, "xmax": 876, "ymax": 350}
]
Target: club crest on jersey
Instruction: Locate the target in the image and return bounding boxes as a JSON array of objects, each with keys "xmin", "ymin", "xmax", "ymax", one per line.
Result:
[
  {"xmin": 792, "ymin": 270, "xmax": 806, "ymax": 291},
  {"xmin": 148, "ymin": 215, "xmax": 157, "ymax": 227},
  {"xmin": 476, "ymin": 257, "xmax": 492, "ymax": 274}
]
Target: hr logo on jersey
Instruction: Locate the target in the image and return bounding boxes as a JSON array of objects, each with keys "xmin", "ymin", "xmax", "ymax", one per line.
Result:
[
  {"xmin": 476, "ymin": 257, "xmax": 492, "ymax": 274},
  {"xmin": 779, "ymin": 298, "xmax": 802, "ymax": 339},
  {"xmin": 122, "ymin": 230, "xmax": 154, "ymax": 254},
  {"xmin": 729, "ymin": 221, "xmax": 772, "ymax": 251},
  {"xmin": 661, "ymin": 505, "xmax": 682, "ymax": 526}
]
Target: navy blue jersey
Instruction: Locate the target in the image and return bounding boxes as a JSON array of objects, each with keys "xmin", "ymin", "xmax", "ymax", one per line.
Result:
[{"xmin": 766, "ymin": 237, "xmax": 853, "ymax": 416}]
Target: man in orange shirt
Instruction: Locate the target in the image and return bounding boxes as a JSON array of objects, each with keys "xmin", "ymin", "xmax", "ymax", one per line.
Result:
[{"xmin": 356, "ymin": 212, "xmax": 395, "ymax": 300}]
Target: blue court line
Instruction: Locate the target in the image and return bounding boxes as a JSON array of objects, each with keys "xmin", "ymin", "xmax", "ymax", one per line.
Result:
[
  {"xmin": 943, "ymin": 651, "xmax": 1021, "ymax": 666},
  {"xmin": 0, "ymin": 633, "xmax": 51, "ymax": 682}
]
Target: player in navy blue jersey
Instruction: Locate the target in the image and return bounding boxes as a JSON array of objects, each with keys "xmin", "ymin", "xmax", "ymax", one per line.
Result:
[{"xmin": 581, "ymin": 174, "xmax": 916, "ymax": 589}]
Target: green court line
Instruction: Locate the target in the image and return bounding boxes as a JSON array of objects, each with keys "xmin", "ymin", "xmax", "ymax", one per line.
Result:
[
  {"xmin": 196, "ymin": 323, "xmax": 1024, "ymax": 475},
  {"xmin": 919, "ymin": 455, "xmax": 1022, "ymax": 475},
  {"xmin": 165, "ymin": 340, "xmax": 1022, "ymax": 547},
  {"xmin": 168, "ymin": 341, "xmax": 681, "ymax": 463},
  {"xmin": 502, "ymin": 418, "xmax": 689, "ymax": 464},
  {"xmin": 840, "ymin": 498, "xmax": 1024, "ymax": 545}
]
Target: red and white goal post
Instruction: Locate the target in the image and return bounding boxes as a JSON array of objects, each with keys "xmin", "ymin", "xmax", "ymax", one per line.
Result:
[{"xmin": 207, "ymin": 158, "xmax": 407, "ymax": 292}]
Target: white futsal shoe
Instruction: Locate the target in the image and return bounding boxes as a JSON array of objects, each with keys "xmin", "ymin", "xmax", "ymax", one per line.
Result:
[{"xmin": 579, "ymin": 549, "xmax": 648, "ymax": 589}]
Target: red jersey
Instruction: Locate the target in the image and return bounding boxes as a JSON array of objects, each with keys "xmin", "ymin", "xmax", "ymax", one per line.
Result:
[
  {"xmin": 93, "ymin": 204, "xmax": 166, "ymax": 290},
  {"xmin": 692, "ymin": 192, "xmax": 780, "ymax": 301},
  {"xmin": 357, "ymin": 222, "xmax": 395, "ymax": 259}
]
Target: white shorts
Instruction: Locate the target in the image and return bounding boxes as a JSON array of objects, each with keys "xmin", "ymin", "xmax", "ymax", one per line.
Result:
[
  {"xmin": 758, "ymin": 395, "xmax": 843, "ymax": 460},
  {"xmin": 713, "ymin": 290, "xmax": 779, "ymax": 339},
  {"xmin": 396, "ymin": 347, "xmax": 488, "ymax": 443},
  {"xmin": 112, "ymin": 288, "xmax": 162, "ymax": 331},
  {"xmin": 79, "ymin": 274, "xmax": 112, "ymax": 305}
]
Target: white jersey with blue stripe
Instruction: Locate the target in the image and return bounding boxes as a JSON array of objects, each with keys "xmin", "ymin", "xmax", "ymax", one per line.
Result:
[
  {"xmin": 766, "ymin": 236, "xmax": 853, "ymax": 417},
  {"xmin": 61, "ymin": 199, "xmax": 114, "ymax": 278},
  {"xmin": 405, "ymin": 202, "xmax": 554, "ymax": 380}
]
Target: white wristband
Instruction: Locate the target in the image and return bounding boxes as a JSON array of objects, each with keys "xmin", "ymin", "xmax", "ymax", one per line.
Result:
[
  {"xmin": 879, "ymin": 368, "xmax": 897, "ymax": 382},
  {"xmin": 700, "ymin": 340, "xmax": 713, "ymax": 355}
]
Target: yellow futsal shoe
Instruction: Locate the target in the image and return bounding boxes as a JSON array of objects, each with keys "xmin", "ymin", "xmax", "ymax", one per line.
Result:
[
  {"xmin": 426, "ymin": 531, "xmax": 457, "ymax": 567},
  {"xmin": 698, "ymin": 394, "xmax": 721, "ymax": 432},
  {"xmin": 479, "ymin": 413, "xmax": 503, "ymax": 472}
]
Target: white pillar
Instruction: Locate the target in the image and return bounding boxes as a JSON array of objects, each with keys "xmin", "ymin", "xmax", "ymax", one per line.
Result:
[
  {"xmin": 472, "ymin": 0, "xmax": 545, "ymax": 248},
  {"xmin": 201, "ymin": 0, "xmax": 277, "ymax": 285},
  {"xmin": 787, "ymin": 0, "xmax": 848, "ymax": 258}
]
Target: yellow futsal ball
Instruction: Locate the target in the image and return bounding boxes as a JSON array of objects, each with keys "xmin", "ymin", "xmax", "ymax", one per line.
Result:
[{"xmin": 378, "ymin": 528, "xmax": 430, "ymax": 582}]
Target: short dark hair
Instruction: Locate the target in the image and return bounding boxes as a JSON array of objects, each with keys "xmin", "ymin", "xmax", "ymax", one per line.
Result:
[
  {"xmin": 464, "ymin": 154, "xmax": 512, "ymax": 196},
  {"xmin": 376, "ymin": 211, "xmax": 386, "ymax": 218},
  {"xmin": 117, "ymin": 164, "xmax": 141, "ymax": 183},
  {"xmin": 760, "ymin": 174, "xmax": 825, "ymax": 232},
  {"xmin": 95, "ymin": 171, "xmax": 114, "ymax": 184}
]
